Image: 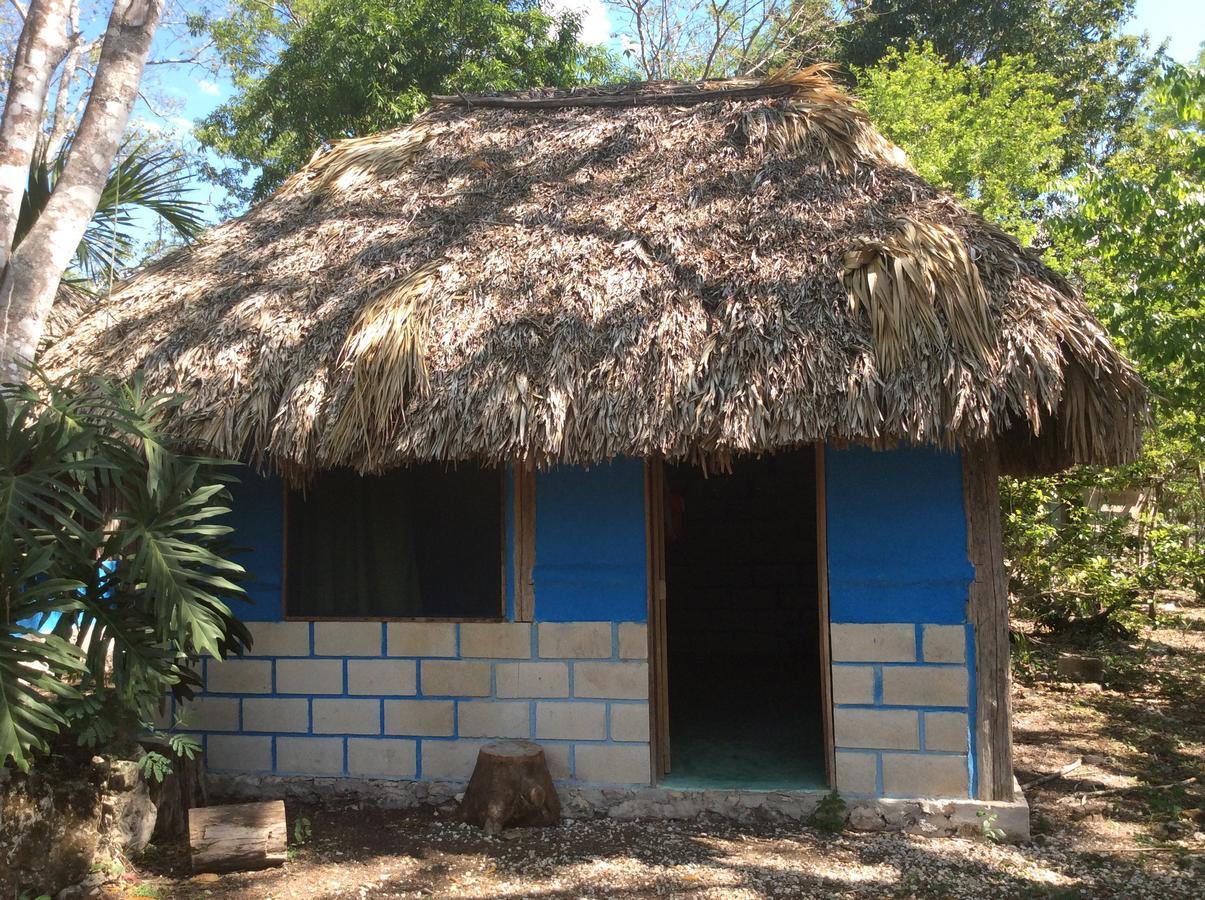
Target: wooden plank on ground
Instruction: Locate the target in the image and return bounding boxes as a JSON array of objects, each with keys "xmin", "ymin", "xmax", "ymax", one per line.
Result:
[{"xmin": 189, "ymin": 800, "xmax": 287, "ymax": 874}]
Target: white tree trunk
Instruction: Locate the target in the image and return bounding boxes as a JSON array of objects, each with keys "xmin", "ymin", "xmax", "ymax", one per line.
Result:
[
  {"xmin": 0, "ymin": 0, "xmax": 70, "ymax": 268},
  {"xmin": 0, "ymin": 0, "xmax": 164, "ymax": 381}
]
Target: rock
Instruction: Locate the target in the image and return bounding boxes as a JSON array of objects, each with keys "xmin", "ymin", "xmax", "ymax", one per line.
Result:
[
  {"xmin": 847, "ymin": 806, "xmax": 883, "ymax": 831},
  {"xmin": 0, "ymin": 770, "xmax": 104, "ymax": 899},
  {"xmin": 107, "ymin": 760, "xmax": 141, "ymax": 792},
  {"xmin": 110, "ymin": 778, "xmax": 157, "ymax": 854},
  {"xmin": 1057, "ymin": 654, "xmax": 1105, "ymax": 683}
]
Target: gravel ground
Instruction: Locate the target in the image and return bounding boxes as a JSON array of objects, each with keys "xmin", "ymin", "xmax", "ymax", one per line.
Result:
[{"xmin": 136, "ymin": 805, "xmax": 1202, "ymax": 899}]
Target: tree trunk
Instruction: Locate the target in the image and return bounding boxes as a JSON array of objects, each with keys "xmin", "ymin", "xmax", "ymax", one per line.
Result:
[
  {"xmin": 0, "ymin": 0, "xmax": 165, "ymax": 381},
  {"xmin": 459, "ymin": 741, "xmax": 561, "ymax": 834},
  {"xmin": 189, "ymin": 801, "xmax": 287, "ymax": 874},
  {"xmin": 144, "ymin": 738, "xmax": 208, "ymax": 841},
  {"xmin": 0, "ymin": 0, "xmax": 70, "ymax": 267}
]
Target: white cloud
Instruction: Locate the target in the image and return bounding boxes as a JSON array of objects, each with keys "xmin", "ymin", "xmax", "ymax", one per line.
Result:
[
  {"xmin": 196, "ymin": 78, "xmax": 220, "ymax": 96},
  {"xmin": 546, "ymin": 0, "xmax": 611, "ymax": 46}
]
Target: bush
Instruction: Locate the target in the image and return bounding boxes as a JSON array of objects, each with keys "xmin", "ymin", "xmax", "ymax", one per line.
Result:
[{"xmin": 0, "ymin": 371, "xmax": 251, "ymax": 772}]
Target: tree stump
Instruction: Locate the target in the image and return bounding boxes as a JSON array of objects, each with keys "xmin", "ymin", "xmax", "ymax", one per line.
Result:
[
  {"xmin": 189, "ymin": 800, "xmax": 287, "ymax": 873},
  {"xmin": 459, "ymin": 741, "xmax": 561, "ymax": 834}
]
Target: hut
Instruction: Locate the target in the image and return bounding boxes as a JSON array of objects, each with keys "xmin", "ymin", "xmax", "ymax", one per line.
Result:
[{"xmin": 45, "ymin": 69, "xmax": 1145, "ymax": 819}]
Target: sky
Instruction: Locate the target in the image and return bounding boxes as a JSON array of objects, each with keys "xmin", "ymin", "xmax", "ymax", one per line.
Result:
[{"xmin": 125, "ymin": 0, "xmax": 1202, "ymax": 230}]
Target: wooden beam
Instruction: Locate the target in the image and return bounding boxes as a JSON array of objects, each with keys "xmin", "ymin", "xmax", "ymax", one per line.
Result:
[
  {"xmin": 513, "ymin": 463, "xmax": 536, "ymax": 622},
  {"xmin": 962, "ymin": 441, "xmax": 1015, "ymax": 801},
  {"xmin": 189, "ymin": 801, "xmax": 287, "ymax": 874},
  {"xmin": 431, "ymin": 81, "xmax": 800, "ymax": 111}
]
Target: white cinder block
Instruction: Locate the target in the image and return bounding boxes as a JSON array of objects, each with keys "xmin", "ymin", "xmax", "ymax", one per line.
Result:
[
  {"xmin": 314, "ymin": 622, "xmax": 382, "ymax": 656},
  {"xmin": 347, "ymin": 738, "xmax": 416, "ymax": 778},
  {"xmin": 834, "ymin": 708, "xmax": 919, "ymax": 750},
  {"xmin": 460, "ymin": 623, "xmax": 531, "ymax": 659},
  {"xmin": 384, "ymin": 700, "xmax": 455, "ymax": 737},
  {"xmin": 276, "ymin": 737, "xmax": 344, "ymax": 775},
  {"xmin": 419, "ymin": 740, "xmax": 486, "ymax": 780},
  {"xmin": 245, "ymin": 621, "xmax": 311, "ymax": 657},
  {"xmin": 387, "ymin": 622, "xmax": 456, "ymax": 657},
  {"xmin": 457, "ymin": 701, "xmax": 530, "ymax": 738},
  {"xmin": 835, "ymin": 751, "xmax": 877, "ymax": 794},
  {"xmin": 617, "ymin": 623, "xmax": 648, "ymax": 660},
  {"xmin": 535, "ymin": 702, "xmax": 606, "ymax": 740},
  {"xmin": 830, "ymin": 624, "xmax": 916, "ymax": 662},
  {"xmin": 542, "ymin": 742, "xmax": 571, "ymax": 780},
  {"xmin": 881, "ymin": 666, "xmax": 968, "ymax": 708},
  {"xmin": 924, "ymin": 711, "xmax": 969, "ymax": 752},
  {"xmin": 242, "ymin": 698, "xmax": 309, "ymax": 733},
  {"xmin": 180, "ymin": 696, "xmax": 239, "ymax": 732},
  {"xmin": 538, "ymin": 623, "xmax": 612, "ymax": 659},
  {"xmin": 923, "ymin": 625, "xmax": 967, "ymax": 663},
  {"xmin": 882, "ymin": 753, "xmax": 969, "ymax": 798},
  {"xmin": 348, "ymin": 659, "xmax": 417, "ymax": 696},
  {"xmin": 420, "ymin": 660, "xmax": 491, "ymax": 696},
  {"xmin": 495, "ymin": 662, "xmax": 569, "ymax": 698},
  {"xmin": 573, "ymin": 662, "xmax": 648, "ymax": 699},
  {"xmin": 312, "ymin": 699, "xmax": 381, "ymax": 734},
  {"xmin": 206, "ymin": 735, "xmax": 271, "ymax": 772},
  {"xmin": 276, "ymin": 659, "xmax": 343, "ymax": 694},
  {"xmin": 574, "ymin": 744, "xmax": 651, "ymax": 785},
  {"xmin": 609, "ymin": 703, "xmax": 650, "ymax": 742},
  {"xmin": 206, "ymin": 659, "xmax": 272, "ymax": 694},
  {"xmin": 831, "ymin": 665, "xmax": 875, "ymax": 705}
]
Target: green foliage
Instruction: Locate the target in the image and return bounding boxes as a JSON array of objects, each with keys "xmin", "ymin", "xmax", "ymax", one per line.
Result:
[
  {"xmin": 1003, "ymin": 59, "xmax": 1205, "ymax": 638},
  {"xmin": 840, "ymin": 0, "xmax": 1153, "ymax": 169},
  {"xmin": 0, "ymin": 371, "xmax": 251, "ymax": 772},
  {"xmin": 856, "ymin": 43, "xmax": 1069, "ymax": 242},
  {"xmin": 807, "ymin": 790, "xmax": 846, "ymax": 833},
  {"xmin": 1049, "ymin": 58, "xmax": 1205, "ymax": 408},
  {"xmin": 198, "ymin": 0, "xmax": 625, "ymax": 202},
  {"xmin": 292, "ymin": 815, "xmax": 313, "ymax": 844},
  {"xmin": 977, "ymin": 809, "xmax": 1006, "ymax": 843},
  {"xmin": 16, "ymin": 140, "xmax": 206, "ymax": 283}
]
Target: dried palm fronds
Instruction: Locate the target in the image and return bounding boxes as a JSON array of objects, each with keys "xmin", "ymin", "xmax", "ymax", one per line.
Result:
[
  {"xmin": 41, "ymin": 71, "xmax": 1145, "ymax": 479},
  {"xmin": 842, "ymin": 218, "xmax": 996, "ymax": 372},
  {"xmin": 325, "ymin": 260, "xmax": 444, "ymax": 468},
  {"xmin": 289, "ymin": 123, "xmax": 438, "ymax": 198},
  {"xmin": 740, "ymin": 64, "xmax": 909, "ymax": 172}
]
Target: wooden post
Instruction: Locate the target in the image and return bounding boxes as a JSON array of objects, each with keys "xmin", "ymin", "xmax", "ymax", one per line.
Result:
[
  {"xmin": 814, "ymin": 443, "xmax": 836, "ymax": 787},
  {"xmin": 189, "ymin": 801, "xmax": 287, "ymax": 873},
  {"xmin": 963, "ymin": 441, "xmax": 1015, "ymax": 801},
  {"xmin": 645, "ymin": 456, "xmax": 670, "ymax": 780},
  {"xmin": 513, "ymin": 463, "xmax": 536, "ymax": 622}
]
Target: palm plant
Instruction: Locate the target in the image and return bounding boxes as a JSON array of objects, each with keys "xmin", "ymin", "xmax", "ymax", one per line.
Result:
[
  {"xmin": 17, "ymin": 138, "xmax": 207, "ymax": 305},
  {"xmin": 0, "ymin": 370, "xmax": 251, "ymax": 772}
]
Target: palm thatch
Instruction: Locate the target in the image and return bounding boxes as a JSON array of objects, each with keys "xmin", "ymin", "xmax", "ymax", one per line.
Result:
[{"xmin": 43, "ymin": 67, "xmax": 1146, "ymax": 479}]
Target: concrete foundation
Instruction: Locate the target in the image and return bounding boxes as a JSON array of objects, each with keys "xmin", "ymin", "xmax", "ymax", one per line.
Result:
[{"xmin": 206, "ymin": 773, "xmax": 1030, "ymax": 842}]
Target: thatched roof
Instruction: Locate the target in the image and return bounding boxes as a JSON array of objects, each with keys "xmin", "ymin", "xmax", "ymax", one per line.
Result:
[{"xmin": 44, "ymin": 68, "xmax": 1145, "ymax": 479}]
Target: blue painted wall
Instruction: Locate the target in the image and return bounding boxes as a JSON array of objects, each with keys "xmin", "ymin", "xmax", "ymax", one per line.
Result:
[
  {"xmin": 533, "ymin": 460, "xmax": 648, "ymax": 622},
  {"xmin": 226, "ymin": 471, "xmax": 285, "ymax": 622},
  {"xmin": 824, "ymin": 445, "xmax": 973, "ymax": 625}
]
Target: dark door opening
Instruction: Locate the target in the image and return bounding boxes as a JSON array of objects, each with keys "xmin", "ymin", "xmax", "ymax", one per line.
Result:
[{"xmin": 659, "ymin": 450, "xmax": 827, "ymax": 790}]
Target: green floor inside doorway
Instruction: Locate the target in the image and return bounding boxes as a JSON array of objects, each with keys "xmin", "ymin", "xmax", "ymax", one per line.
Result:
[{"xmin": 661, "ymin": 675, "xmax": 828, "ymax": 792}]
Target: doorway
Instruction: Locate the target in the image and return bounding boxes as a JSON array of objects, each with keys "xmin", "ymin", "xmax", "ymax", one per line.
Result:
[{"xmin": 648, "ymin": 449, "xmax": 830, "ymax": 790}]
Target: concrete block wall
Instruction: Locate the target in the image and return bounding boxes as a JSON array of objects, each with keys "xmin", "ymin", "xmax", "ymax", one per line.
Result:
[
  {"xmin": 824, "ymin": 444, "xmax": 978, "ymax": 800},
  {"xmin": 830, "ymin": 622, "xmax": 972, "ymax": 798},
  {"xmin": 178, "ymin": 620, "xmax": 653, "ymax": 787}
]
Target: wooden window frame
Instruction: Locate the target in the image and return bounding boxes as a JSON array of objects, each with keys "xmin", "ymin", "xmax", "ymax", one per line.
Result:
[{"xmin": 280, "ymin": 467, "xmax": 512, "ymax": 623}]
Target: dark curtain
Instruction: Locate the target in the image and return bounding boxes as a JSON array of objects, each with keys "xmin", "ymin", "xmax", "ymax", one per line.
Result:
[{"xmin": 285, "ymin": 465, "xmax": 501, "ymax": 618}]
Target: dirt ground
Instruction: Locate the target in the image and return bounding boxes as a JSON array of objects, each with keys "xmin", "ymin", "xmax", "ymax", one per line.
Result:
[{"xmin": 123, "ymin": 599, "xmax": 1204, "ymax": 899}]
